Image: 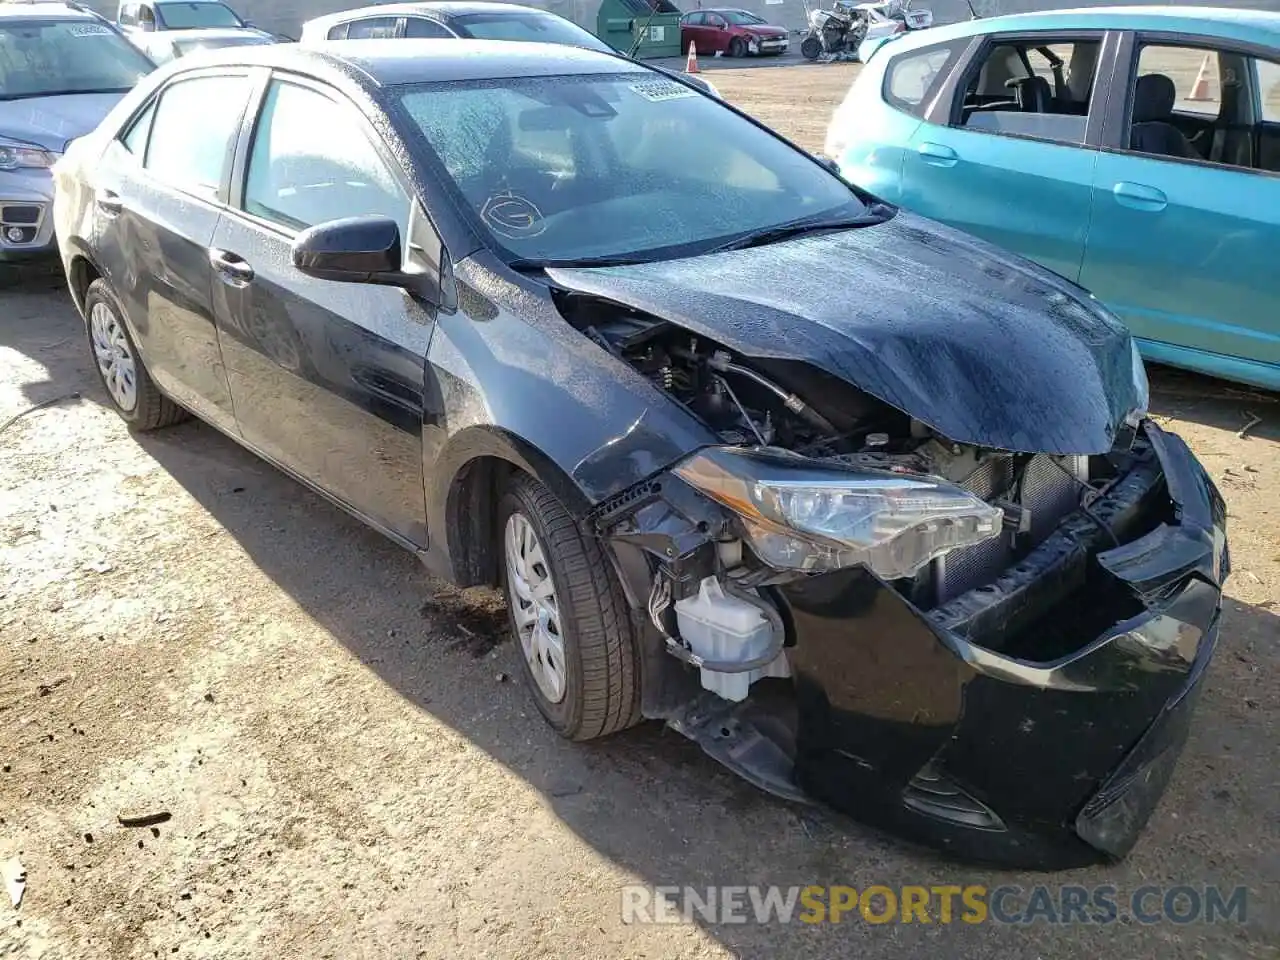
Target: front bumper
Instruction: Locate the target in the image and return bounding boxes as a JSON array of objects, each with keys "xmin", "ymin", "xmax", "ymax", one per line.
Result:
[
  {"xmin": 0, "ymin": 169, "xmax": 56, "ymax": 261},
  {"xmin": 749, "ymin": 36, "xmax": 789, "ymax": 54},
  {"xmin": 781, "ymin": 423, "xmax": 1227, "ymax": 868}
]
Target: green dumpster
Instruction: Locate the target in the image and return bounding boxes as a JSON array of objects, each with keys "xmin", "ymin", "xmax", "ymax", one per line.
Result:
[{"xmin": 596, "ymin": 0, "xmax": 683, "ymax": 60}]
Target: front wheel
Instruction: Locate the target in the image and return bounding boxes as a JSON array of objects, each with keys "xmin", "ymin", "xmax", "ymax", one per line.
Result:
[
  {"xmin": 800, "ymin": 35, "xmax": 823, "ymax": 59},
  {"xmin": 728, "ymin": 36, "xmax": 748, "ymax": 57},
  {"xmin": 499, "ymin": 473, "xmax": 641, "ymax": 741}
]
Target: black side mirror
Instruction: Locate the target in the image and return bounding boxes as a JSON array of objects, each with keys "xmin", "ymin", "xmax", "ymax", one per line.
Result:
[{"xmin": 292, "ymin": 215, "xmax": 418, "ymax": 290}]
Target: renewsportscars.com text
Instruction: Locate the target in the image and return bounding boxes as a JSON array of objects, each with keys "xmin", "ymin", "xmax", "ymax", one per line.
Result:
[{"xmin": 621, "ymin": 884, "xmax": 1249, "ymax": 926}]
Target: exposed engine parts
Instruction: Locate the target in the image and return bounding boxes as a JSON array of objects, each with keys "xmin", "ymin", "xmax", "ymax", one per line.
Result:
[{"xmin": 569, "ymin": 298, "xmax": 1120, "ymax": 701}]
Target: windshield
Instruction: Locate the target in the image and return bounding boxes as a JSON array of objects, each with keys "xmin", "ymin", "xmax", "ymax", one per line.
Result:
[
  {"xmin": 0, "ymin": 20, "xmax": 153, "ymax": 100},
  {"xmin": 450, "ymin": 12, "xmax": 613, "ymax": 52},
  {"xmin": 396, "ymin": 72, "xmax": 865, "ymax": 265},
  {"xmin": 155, "ymin": 2, "xmax": 243, "ymax": 29},
  {"xmin": 722, "ymin": 11, "xmax": 767, "ymax": 24}
]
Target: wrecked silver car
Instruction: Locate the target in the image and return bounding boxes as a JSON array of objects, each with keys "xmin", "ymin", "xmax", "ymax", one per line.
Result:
[{"xmin": 53, "ymin": 40, "xmax": 1227, "ymax": 869}]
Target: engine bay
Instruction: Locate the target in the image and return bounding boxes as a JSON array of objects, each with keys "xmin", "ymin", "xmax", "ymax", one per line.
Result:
[{"xmin": 564, "ymin": 295, "xmax": 1106, "ymax": 610}]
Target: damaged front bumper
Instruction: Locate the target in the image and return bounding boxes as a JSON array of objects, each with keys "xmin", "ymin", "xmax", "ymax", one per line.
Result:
[{"xmin": 606, "ymin": 422, "xmax": 1228, "ymax": 869}]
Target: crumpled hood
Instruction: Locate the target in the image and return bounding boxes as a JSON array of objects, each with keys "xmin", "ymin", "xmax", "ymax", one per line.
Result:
[
  {"xmin": 547, "ymin": 212, "xmax": 1143, "ymax": 455},
  {"xmin": 0, "ymin": 93, "xmax": 127, "ymax": 152},
  {"xmin": 742, "ymin": 25, "xmax": 788, "ymax": 37}
]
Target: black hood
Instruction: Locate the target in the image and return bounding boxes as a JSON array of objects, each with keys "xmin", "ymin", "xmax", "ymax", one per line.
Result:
[{"xmin": 547, "ymin": 213, "xmax": 1143, "ymax": 456}]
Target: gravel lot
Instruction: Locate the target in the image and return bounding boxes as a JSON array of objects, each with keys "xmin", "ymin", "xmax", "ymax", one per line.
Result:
[{"xmin": 2, "ymin": 63, "xmax": 1278, "ymax": 960}]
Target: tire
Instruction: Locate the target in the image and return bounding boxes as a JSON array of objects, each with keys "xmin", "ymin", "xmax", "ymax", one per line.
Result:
[
  {"xmin": 498, "ymin": 472, "xmax": 641, "ymax": 742},
  {"xmin": 84, "ymin": 279, "xmax": 188, "ymax": 431},
  {"xmin": 800, "ymin": 35, "xmax": 822, "ymax": 59},
  {"xmin": 729, "ymin": 36, "xmax": 747, "ymax": 58}
]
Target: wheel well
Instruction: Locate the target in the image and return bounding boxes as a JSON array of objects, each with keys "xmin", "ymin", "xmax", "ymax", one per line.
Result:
[
  {"xmin": 446, "ymin": 455, "xmax": 513, "ymax": 589},
  {"xmin": 68, "ymin": 256, "xmax": 101, "ymax": 315}
]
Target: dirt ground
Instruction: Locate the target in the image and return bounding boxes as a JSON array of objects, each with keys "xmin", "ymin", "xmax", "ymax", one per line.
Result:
[{"xmin": 2, "ymin": 64, "xmax": 1279, "ymax": 960}]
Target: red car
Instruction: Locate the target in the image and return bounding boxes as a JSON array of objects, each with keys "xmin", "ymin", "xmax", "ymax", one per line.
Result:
[{"xmin": 679, "ymin": 7, "xmax": 789, "ymax": 56}]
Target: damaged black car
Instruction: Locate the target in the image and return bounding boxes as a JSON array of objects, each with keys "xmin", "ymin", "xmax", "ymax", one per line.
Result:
[{"xmin": 54, "ymin": 39, "xmax": 1229, "ymax": 869}]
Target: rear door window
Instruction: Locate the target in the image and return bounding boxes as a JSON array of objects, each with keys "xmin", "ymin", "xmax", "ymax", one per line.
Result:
[
  {"xmin": 346, "ymin": 17, "xmax": 400, "ymax": 39},
  {"xmin": 1260, "ymin": 58, "xmax": 1280, "ymax": 122},
  {"xmin": 956, "ymin": 35, "xmax": 1103, "ymax": 145},
  {"xmin": 142, "ymin": 73, "xmax": 252, "ymax": 197}
]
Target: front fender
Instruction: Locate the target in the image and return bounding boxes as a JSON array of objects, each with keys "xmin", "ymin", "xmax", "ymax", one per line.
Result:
[{"xmin": 419, "ymin": 255, "xmax": 718, "ymax": 582}]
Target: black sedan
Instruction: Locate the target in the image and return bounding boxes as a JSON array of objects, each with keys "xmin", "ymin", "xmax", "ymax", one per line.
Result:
[{"xmin": 53, "ymin": 39, "xmax": 1228, "ymax": 869}]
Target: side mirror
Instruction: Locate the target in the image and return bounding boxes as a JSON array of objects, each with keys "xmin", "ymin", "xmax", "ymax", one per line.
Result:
[{"xmin": 292, "ymin": 215, "xmax": 412, "ymax": 288}]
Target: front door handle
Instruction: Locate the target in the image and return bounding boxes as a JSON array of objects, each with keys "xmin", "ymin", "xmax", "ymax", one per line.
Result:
[
  {"xmin": 917, "ymin": 141, "xmax": 959, "ymax": 167},
  {"xmin": 96, "ymin": 190, "xmax": 123, "ymax": 215},
  {"xmin": 1112, "ymin": 181, "xmax": 1167, "ymax": 212},
  {"xmin": 209, "ymin": 248, "xmax": 255, "ymax": 286}
]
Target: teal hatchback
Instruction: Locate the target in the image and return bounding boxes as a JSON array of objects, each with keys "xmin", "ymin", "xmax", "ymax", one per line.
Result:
[{"xmin": 824, "ymin": 6, "xmax": 1280, "ymax": 391}]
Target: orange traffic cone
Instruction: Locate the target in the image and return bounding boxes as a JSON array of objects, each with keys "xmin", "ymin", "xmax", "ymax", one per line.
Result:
[
  {"xmin": 686, "ymin": 40, "xmax": 700, "ymax": 74},
  {"xmin": 1188, "ymin": 54, "xmax": 1214, "ymax": 101}
]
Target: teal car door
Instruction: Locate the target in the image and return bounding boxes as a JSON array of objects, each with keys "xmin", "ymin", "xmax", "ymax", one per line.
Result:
[
  {"xmin": 900, "ymin": 32, "xmax": 1111, "ymax": 282},
  {"xmin": 1078, "ymin": 38, "xmax": 1280, "ymax": 388},
  {"xmin": 826, "ymin": 38, "xmax": 971, "ymax": 203}
]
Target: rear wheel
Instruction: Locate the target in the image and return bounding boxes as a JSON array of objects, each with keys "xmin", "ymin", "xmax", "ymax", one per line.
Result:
[
  {"xmin": 498, "ymin": 473, "xmax": 641, "ymax": 741},
  {"xmin": 84, "ymin": 279, "xmax": 187, "ymax": 431},
  {"xmin": 729, "ymin": 36, "xmax": 748, "ymax": 57},
  {"xmin": 800, "ymin": 35, "xmax": 823, "ymax": 59}
]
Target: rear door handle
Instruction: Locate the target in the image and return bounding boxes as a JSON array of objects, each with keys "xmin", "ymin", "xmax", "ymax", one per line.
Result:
[
  {"xmin": 1112, "ymin": 181, "xmax": 1167, "ymax": 212},
  {"xmin": 209, "ymin": 248, "xmax": 255, "ymax": 286},
  {"xmin": 917, "ymin": 141, "xmax": 959, "ymax": 167},
  {"xmin": 96, "ymin": 190, "xmax": 123, "ymax": 215}
]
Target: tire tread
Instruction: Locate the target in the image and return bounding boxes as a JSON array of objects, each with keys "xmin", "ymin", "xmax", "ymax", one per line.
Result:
[{"xmin": 506, "ymin": 474, "xmax": 641, "ymax": 741}]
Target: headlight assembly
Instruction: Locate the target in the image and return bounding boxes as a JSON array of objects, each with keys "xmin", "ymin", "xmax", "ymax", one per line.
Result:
[
  {"xmin": 0, "ymin": 138, "xmax": 59, "ymax": 172},
  {"xmin": 674, "ymin": 447, "xmax": 1003, "ymax": 579}
]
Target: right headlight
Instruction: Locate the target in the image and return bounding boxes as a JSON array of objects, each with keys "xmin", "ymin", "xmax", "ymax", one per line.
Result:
[{"xmin": 674, "ymin": 447, "xmax": 1004, "ymax": 580}]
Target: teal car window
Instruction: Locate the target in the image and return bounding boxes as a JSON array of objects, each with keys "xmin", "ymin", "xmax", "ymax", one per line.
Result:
[
  {"xmin": 1128, "ymin": 44, "xmax": 1280, "ymax": 174},
  {"xmin": 957, "ymin": 37, "xmax": 1102, "ymax": 146},
  {"xmin": 1137, "ymin": 45, "xmax": 1220, "ymax": 118},
  {"xmin": 1260, "ymin": 58, "xmax": 1280, "ymax": 123},
  {"xmin": 883, "ymin": 40, "xmax": 967, "ymax": 118}
]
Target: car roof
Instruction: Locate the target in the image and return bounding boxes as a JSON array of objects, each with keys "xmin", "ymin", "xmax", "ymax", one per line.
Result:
[
  {"xmin": 0, "ymin": 2, "xmax": 104, "ymax": 21},
  {"xmin": 179, "ymin": 37, "xmax": 645, "ymax": 86},
  {"xmin": 885, "ymin": 5, "xmax": 1280, "ymax": 50}
]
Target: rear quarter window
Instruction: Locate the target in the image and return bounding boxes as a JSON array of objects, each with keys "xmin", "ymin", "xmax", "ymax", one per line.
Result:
[{"xmin": 883, "ymin": 40, "xmax": 967, "ymax": 118}]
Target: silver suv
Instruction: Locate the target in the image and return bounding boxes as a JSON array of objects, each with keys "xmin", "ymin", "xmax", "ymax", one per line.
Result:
[{"xmin": 0, "ymin": 1, "xmax": 154, "ymax": 262}]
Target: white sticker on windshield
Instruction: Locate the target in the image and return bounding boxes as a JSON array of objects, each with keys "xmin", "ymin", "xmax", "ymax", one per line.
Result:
[
  {"xmin": 69, "ymin": 23, "xmax": 113, "ymax": 37},
  {"xmin": 629, "ymin": 79, "xmax": 698, "ymax": 102}
]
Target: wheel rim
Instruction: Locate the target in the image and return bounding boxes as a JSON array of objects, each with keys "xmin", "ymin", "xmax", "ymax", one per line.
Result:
[
  {"xmin": 89, "ymin": 301, "xmax": 138, "ymax": 412},
  {"xmin": 504, "ymin": 512, "xmax": 567, "ymax": 705}
]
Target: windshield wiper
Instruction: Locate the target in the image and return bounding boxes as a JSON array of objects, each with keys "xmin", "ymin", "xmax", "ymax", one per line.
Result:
[{"xmin": 707, "ymin": 211, "xmax": 891, "ymax": 254}]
